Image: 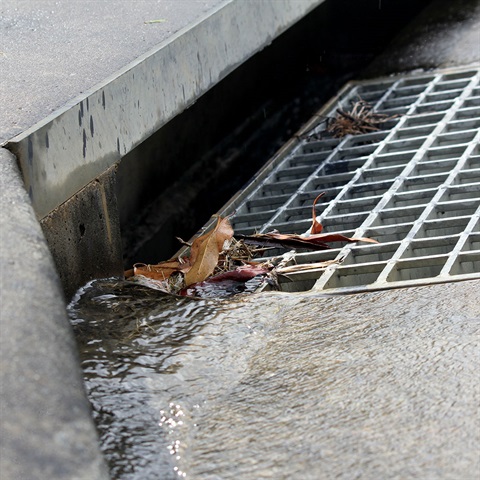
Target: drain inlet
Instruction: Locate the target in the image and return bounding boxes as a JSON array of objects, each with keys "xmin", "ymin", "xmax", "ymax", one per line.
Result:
[{"xmin": 218, "ymin": 67, "xmax": 480, "ymax": 293}]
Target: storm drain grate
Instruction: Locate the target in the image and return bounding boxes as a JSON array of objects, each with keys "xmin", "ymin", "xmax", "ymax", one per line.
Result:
[{"xmin": 219, "ymin": 67, "xmax": 480, "ymax": 293}]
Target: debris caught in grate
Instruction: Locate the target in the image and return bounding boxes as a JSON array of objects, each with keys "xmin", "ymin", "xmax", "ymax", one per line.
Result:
[
  {"xmin": 326, "ymin": 99, "xmax": 400, "ymax": 138},
  {"xmin": 126, "ymin": 198, "xmax": 378, "ymax": 298},
  {"xmin": 213, "ymin": 67, "xmax": 480, "ymax": 293}
]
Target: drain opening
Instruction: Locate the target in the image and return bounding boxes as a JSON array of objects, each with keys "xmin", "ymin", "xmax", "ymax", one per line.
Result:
[{"xmin": 217, "ymin": 68, "xmax": 480, "ymax": 293}]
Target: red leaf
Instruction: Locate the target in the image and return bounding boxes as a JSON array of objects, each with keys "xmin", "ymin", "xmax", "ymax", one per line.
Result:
[
  {"xmin": 200, "ymin": 264, "xmax": 270, "ymax": 283},
  {"xmin": 180, "ymin": 264, "xmax": 270, "ymax": 296},
  {"xmin": 311, "ymin": 192, "xmax": 325, "ymax": 234}
]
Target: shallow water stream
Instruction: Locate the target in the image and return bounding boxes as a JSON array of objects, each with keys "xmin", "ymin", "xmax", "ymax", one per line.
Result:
[{"xmin": 69, "ymin": 279, "xmax": 480, "ymax": 479}]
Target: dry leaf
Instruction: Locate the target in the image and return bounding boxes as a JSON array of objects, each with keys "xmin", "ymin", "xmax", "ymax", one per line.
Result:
[
  {"xmin": 184, "ymin": 216, "xmax": 234, "ymax": 286},
  {"xmin": 239, "ymin": 231, "xmax": 378, "ymax": 251},
  {"xmin": 238, "ymin": 232, "xmax": 331, "ymax": 250},
  {"xmin": 125, "ymin": 216, "xmax": 233, "ymax": 288},
  {"xmin": 239, "ymin": 192, "xmax": 377, "ymax": 250},
  {"xmin": 133, "ymin": 258, "xmax": 190, "ymax": 281}
]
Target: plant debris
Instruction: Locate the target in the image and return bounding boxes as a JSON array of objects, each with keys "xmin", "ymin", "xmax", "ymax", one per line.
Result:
[
  {"xmin": 125, "ymin": 193, "xmax": 378, "ymax": 298},
  {"xmin": 326, "ymin": 99, "xmax": 400, "ymax": 138},
  {"xmin": 237, "ymin": 230, "xmax": 377, "ymax": 252}
]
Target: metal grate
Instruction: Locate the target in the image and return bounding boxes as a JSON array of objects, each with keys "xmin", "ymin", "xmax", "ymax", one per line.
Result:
[{"xmin": 222, "ymin": 67, "xmax": 480, "ymax": 293}]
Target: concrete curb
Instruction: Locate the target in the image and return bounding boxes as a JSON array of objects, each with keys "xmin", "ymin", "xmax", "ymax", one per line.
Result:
[
  {"xmin": 4, "ymin": 0, "xmax": 324, "ymax": 298},
  {"xmin": 7, "ymin": 0, "xmax": 324, "ymax": 220},
  {"xmin": 0, "ymin": 148, "xmax": 109, "ymax": 480}
]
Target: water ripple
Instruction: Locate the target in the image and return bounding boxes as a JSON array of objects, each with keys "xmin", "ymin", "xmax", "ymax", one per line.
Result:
[{"xmin": 68, "ymin": 279, "xmax": 480, "ymax": 479}]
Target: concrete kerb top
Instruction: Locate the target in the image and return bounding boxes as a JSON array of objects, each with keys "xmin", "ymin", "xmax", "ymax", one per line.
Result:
[{"xmin": 6, "ymin": 0, "xmax": 325, "ymax": 221}]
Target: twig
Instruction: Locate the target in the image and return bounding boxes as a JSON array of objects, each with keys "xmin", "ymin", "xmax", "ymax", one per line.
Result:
[{"xmin": 326, "ymin": 99, "xmax": 400, "ymax": 138}]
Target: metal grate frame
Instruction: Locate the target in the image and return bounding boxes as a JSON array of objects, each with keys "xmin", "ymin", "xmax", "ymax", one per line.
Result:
[{"xmin": 213, "ymin": 67, "xmax": 480, "ymax": 293}]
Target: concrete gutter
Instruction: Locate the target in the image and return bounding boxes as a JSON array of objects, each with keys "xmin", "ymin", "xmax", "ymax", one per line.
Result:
[{"xmin": 6, "ymin": 0, "xmax": 324, "ymax": 220}]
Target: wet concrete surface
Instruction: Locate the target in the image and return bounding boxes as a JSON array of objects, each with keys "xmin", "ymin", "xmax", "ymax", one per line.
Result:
[
  {"xmin": 364, "ymin": 0, "xmax": 480, "ymax": 76},
  {"xmin": 70, "ymin": 279, "xmax": 480, "ymax": 479}
]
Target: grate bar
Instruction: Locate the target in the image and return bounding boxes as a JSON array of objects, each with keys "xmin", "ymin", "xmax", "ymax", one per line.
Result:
[{"xmin": 314, "ymin": 77, "xmax": 480, "ymax": 291}]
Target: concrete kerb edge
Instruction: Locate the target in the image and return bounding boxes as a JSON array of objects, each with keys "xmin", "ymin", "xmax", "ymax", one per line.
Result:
[
  {"xmin": 5, "ymin": 0, "xmax": 325, "ymax": 221},
  {"xmin": 0, "ymin": 147, "xmax": 109, "ymax": 479}
]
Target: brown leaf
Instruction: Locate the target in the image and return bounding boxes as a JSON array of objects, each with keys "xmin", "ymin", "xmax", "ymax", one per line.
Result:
[
  {"xmin": 184, "ymin": 216, "xmax": 234, "ymax": 286},
  {"xmin": 133, "ymin": 258, "xmax": 190, "ymax": 281},
  {"xmin": 238, "ymin": 233, "xmax": 331, "ymax": 251},
  {"xmin": 239, "ymin": 231, "xmax": 377, "ymax": 251},
  {"xmin": 307, "ymin": 232, "xmax": 378, "ymax": 244},
  {"xmin": 311, "ymin": 192, "xmax": 325, "ymax": 234}
]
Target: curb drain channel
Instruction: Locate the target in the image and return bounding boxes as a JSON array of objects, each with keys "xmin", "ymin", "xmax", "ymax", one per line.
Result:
[{"xmin": 224, "ymin": 68, "xmax": 480, "ymax": 293}]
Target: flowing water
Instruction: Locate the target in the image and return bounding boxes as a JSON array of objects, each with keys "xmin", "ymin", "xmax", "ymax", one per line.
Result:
[{"xmin": 68, "ymin": 278, "xmax": 480, "ymax": 480}]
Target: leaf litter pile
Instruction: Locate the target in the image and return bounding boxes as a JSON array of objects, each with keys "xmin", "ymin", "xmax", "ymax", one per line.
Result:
[
  {"xmin": 326, "ymin": 99, "xmax": 400, "ymax": 138},
  {"xmin": 300, "ymin": 99, "xmax": 401, "ymax": 142},
  {"xmin": 125, "ymin": 193, "xmax": 378, "ymax": 298}
]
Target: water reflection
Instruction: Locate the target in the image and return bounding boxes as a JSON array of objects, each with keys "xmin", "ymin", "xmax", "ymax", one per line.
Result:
[{"xmin": 69, "ymin": 278, "xmax": 480, "ymax": 479}]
